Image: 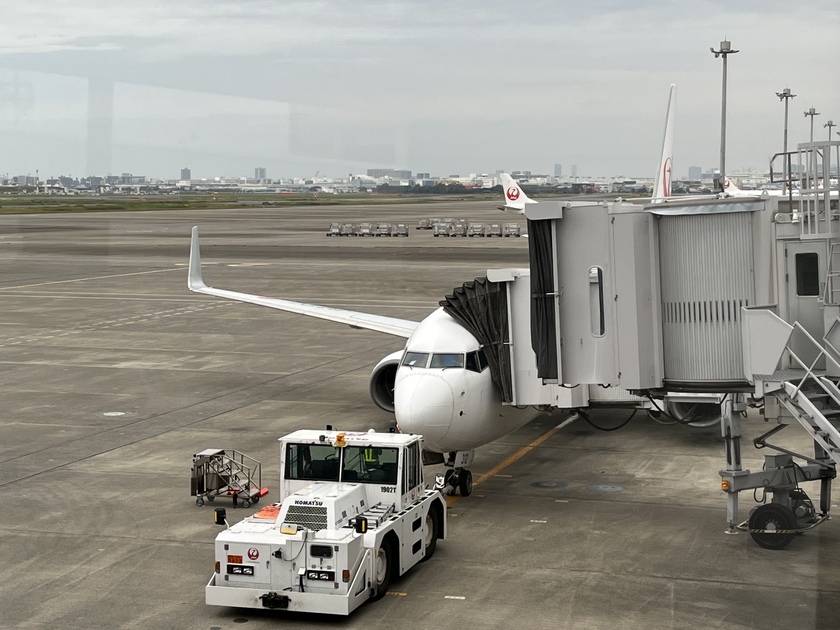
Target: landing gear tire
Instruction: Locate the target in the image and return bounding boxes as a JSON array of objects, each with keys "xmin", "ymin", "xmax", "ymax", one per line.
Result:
[
  {"xmin": 421, "ymin": 509, "xmax": 439, "ymax": 561},
  {"xmin": 749, "ymin": 503, "xmax": 797, "ymax": 550},
  {"xmin": 372, "ymin": 540, "xmax": 392, "ymax": 600},
  {"xmin": 458, "ymin": 470, "xmax": 473, "ymax": 497}
]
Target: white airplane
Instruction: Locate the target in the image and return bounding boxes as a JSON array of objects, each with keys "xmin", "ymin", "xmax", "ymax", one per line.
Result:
[{"xmin": 188, "ymin": 228, "xmax": 538, "ymax": 496}]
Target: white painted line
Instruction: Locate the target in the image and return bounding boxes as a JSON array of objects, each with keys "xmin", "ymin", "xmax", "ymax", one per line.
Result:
[
  {"xmin": 530, "ymin": 520, "xmax": 548, "ymax": 524},
  {"xmin": 444, "ymin": 596, "xmax": 466, "ymax": 600}
]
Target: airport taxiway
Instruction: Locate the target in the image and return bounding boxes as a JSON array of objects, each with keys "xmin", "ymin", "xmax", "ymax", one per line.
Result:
[{"xmin": 1, "ymin": 201, "xmax": 839, "ymax": 629}]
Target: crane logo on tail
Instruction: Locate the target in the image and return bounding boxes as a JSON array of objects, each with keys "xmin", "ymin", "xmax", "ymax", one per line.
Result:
[
  {"xmin": 506, "ymin": 187, "xmax": 520, "ymax": 201},
  {"xmin": 661, "ymin": 158, "xmax": 672, "ymax": 197}
]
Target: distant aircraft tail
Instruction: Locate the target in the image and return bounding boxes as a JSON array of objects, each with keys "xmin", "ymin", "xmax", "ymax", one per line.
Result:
[
  {"xmin": 499, "ymin": 173, "xmax": 537, "ymax": 213},
  {"xmin": 723, "ymin": 177, "xmax": 741, "ymax": 192},
  {"xmin": 651, "ymin": 84, "xmax": 676, "ymax": 202}
]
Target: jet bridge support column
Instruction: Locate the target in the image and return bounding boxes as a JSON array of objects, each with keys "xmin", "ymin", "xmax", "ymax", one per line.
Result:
[{"xmin": 720, "ymin": 394, "xmax": 748, "ymax": 534}]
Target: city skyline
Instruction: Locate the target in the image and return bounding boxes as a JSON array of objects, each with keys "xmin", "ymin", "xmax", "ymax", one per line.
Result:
[{"xmin": 0, "ymin": 2, "xmax": 837, "ymax": 181}]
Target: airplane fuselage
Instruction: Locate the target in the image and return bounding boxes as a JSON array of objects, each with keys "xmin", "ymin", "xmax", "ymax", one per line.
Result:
[{"xmin": 388, "ymin": 308, "xmax": 539, "ymax": 453}]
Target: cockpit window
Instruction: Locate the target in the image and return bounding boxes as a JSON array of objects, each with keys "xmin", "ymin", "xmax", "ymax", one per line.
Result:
[
  {"xmin": 402, "ymin": 351, "xmax": 429, "ymax": 368},
  {"xmin": 430, "ymin": 353, "xmax": 464, "ymax": 369},
  {"xmin": 465, "ymin": 350, "xmax": 489, "ymax": 373}
]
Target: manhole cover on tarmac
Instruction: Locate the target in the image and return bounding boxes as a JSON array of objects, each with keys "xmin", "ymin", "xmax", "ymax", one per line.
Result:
[
  {"xmin": 587, "ymin": 483, "xmax": 624, "ymax": 493},
  {"xmin": 530, "ymin": 481, "xmax": 568, "ymax": 489}
]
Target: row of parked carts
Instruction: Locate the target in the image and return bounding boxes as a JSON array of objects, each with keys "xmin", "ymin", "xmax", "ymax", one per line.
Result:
[
  {"xmin": 418, "ymin": 217, "xmax": 522, "ymax": 237},
  {"xmin": 326, "ymin": 218, "xmax": 523, "ymax": 238},
  {"xmin": 327, "ymin": 222, "xmax": 410, "ymax": 237}
]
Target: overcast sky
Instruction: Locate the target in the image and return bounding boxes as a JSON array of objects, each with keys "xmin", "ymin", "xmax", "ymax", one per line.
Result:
[{"xmin": 0, "ymin": 1, "xmax": 837, "ymax": 181}]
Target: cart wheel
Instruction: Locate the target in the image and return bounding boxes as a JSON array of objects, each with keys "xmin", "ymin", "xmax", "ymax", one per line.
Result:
[
  {"xmin": 242, "ymin": 499, "xmax": 250, "ymax": 509},
  {"xmin": 206, "ymin": 495, "xmax": 215, "ymax": 502},
  {"xmin": 195, "ymin": 497, "xmax": 205, "ymax": 507},
  {"xmin": 251, "ymin": 496, "xmax": 260, "ymax": 505}
]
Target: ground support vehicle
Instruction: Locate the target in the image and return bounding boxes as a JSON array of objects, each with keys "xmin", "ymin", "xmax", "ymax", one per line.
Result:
[
  {"xmin": 375, "ymin": 223, "xmax": 393, "ymax": 237},
  {"xmin": 503, "ymin": 223, "xmax": 521, "ymax": 237},
  {"xmin": 447, "ymin": 223, "xmax": 467, "ymax": 237},
  {"xmin": 206, "ymin": 429, "xmax": 447, "ymax": 615},
  {"xmin": 326, "ymin": 223, "xmax": 341, "ymax": 236},
  {"xmin": 393, "ymin": 223, "xmax": 409, "ymax": 237},
  {"xmin": 191, "ymin": 449, "xmax": 267, "ymax": 508},
  {"xmin": 486, "ymin": 223, "xmax": 502, "ymax": 237},
  {"xmin": 358, "ymin": 223, "xmax": 373, "ymax": 237},
  {"xmin": 468, "ymin": 223, "xmax": 486, "ymax": 237},
  {"xmin": 432, "ymin": 222, "xmax": 449, "ymax": 237},
  {"xmin": 339, "ymin": 223, "xmax": 356, "ymax": 236}
]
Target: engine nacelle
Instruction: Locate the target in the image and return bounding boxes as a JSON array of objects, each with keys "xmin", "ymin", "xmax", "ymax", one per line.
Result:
[{"xmin": 369, "ymin": 350, "xmax": 403, "ymax": 413}]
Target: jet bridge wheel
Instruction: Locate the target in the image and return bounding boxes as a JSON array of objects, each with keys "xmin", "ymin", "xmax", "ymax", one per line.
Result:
[{"xmin": 749, "ymin": 503, "xmax": 797, "ymax": 550}]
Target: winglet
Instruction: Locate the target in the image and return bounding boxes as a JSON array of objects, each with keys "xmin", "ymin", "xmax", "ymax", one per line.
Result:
[
  {"xmin": 188, "ymin": 226, "xmax": 207, "ymax": 291},
  {"xmin": 498, "ymin": 173, "xmax": 537, "ymax": 213},
  {"xmin": 651, "ymin": 84, "xmax": 676, "ymax": 203}
]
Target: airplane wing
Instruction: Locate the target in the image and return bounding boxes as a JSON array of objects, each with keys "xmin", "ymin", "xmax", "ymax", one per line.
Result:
[{"xmin": 188, "ymin": 226, "xmax": 420, "ymax": 339}]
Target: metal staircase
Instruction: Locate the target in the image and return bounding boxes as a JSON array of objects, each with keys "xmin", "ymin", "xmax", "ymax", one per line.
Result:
[{"xmin": 720, "ymin": 309, "xmax": 840, "ymax": 548}]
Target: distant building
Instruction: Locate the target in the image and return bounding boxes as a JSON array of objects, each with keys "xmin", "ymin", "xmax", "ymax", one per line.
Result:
[
  {"xmin": 571, "ymin": 164, "xmax": 578, "ymax": 178},
  {"xmin": 553, "ymin": 163, "xmax": 562, "ymax": 178},
  {"xmin": 367, "ymin": 168, "xmax": 411, "ymax": 179},
  {"xmin": 416, "ymin": 172, "xmax": 430, "ymax": 180},
  {"xmin": 181, "ymin": 167, "xmax": 191, "ymax": 180},
  {"xmin": 688, "ymin": 165, "xmax": 701, "ymax": 180},
  {"xmin": 255, "ymin": 167, "xmax": 267, "ymax": 180}
]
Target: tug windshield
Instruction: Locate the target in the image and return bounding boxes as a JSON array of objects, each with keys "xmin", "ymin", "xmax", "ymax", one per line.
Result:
[{"xmin": 284, "ymin": 442, "xmax": 399, "ymax": 485}]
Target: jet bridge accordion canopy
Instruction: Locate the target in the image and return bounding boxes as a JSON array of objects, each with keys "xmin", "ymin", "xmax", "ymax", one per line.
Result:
[{"xmin": 440, "ymin": 276, "xmax": 514, "ymax": 403}]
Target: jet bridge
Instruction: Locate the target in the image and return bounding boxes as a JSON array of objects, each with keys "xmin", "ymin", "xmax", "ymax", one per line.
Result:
[{"xmin": 512, "ymin": 139, "xmax": 840, "ymax": 546}]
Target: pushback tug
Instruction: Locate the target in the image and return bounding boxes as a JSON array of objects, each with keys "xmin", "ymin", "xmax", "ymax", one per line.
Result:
[{"xmin": 206, "ymin": 429, "xmax": 447, "ymax": 615}]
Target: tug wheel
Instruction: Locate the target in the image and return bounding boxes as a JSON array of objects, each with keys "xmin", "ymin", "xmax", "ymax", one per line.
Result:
[
  {"xmin": 749, "ymin": 503, "xmax": 797, "ymax": 550},
  {"xmin": 372, "ymin": 541, "xmax": 392, "ymax": 600},
  {"xmin": 421, "ymin": 508, "xmax": 439, "ymax": 561}
]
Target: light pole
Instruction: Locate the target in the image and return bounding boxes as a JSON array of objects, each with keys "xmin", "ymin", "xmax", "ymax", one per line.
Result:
[
  {"xmin": 826, "ymin": 120, "xmax": 837, "ymax": 140},
  {"xmin": 711, "ymin": 39, "xmax": 739, "ymax": 192},
  {"xmin": 804, "ymin": 107, "xmax": 821, "ymax": 142},
  {"xmin": 776, "ymin": 87, "xmax": 796, "ymax": 187}
]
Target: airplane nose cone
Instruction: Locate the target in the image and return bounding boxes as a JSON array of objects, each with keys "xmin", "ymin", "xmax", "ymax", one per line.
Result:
[{"xmin": 394, "ymin": 373, "xmax": 454, "ymax": 447}]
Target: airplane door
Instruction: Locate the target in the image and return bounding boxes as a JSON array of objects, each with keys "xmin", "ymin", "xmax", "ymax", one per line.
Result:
[{"xmin": 785, "ymin": 241, "xmax": 826, "ymax": 367}]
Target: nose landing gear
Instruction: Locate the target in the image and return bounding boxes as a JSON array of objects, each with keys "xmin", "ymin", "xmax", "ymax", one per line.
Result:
[{"xmin": 435, "ymin": 451, "xmax": 475, "ymax": 497}]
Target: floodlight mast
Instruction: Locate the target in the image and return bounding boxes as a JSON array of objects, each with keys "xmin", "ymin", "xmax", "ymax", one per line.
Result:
[
  {"xmin": 776, "ymin": 87, "xmax": 796, "ymax": 189},
  {"xmin": 710, "ymin": 39, "xmax": 739, "ymax": 192},
  {"xmin": 804, "ymin": 107, "xmax": 821, "ymax": 142}
]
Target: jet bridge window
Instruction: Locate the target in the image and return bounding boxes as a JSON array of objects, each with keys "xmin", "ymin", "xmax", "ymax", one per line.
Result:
[
  {"xmin": 341, "ymin": 446, "xmax": 399, "ymax": 484},
  {"xmin": 285, "ymin": 443, "xmax": 340, "ymax": 481},
  {"xmin": 795, "ymin": 253, "xmax": 820, "ymax": 297},
  {"xmin": 589, "ymin": 266, "xmax": 606, "ymax": 337},
  {"xmin": 402, "ymin": 351, "xmax": 430, "ymax": 368},
  {"xmin": 430, "ymin": 353, "xmax": 465, "ymax": 369}
]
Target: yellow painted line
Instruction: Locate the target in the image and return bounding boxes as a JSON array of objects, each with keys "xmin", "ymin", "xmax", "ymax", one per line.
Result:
[
  {"xmin": 445, "ymin": 414, "xmax": 578, "ymax": 507},
  {"xmin": 0, "ymin": 267, "xmax": 181, "ymax": 291},
  {"xmin": 386, "ymin": 591, "xmax": 407, "ymax": 597}
]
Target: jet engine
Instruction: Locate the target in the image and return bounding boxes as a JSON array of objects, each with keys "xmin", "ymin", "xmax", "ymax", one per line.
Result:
[{"xmin": 369, "ymin": 350, "xmax": 403, "ymax": 412}]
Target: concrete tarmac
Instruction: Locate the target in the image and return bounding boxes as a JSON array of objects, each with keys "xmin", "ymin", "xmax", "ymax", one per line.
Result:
[{"xmin": 1, "ymin": 202, "xmax": 838, "ymax": 630}]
